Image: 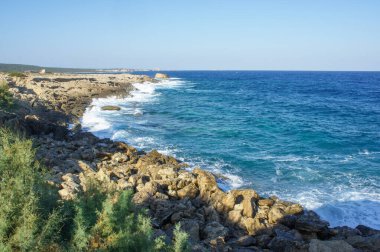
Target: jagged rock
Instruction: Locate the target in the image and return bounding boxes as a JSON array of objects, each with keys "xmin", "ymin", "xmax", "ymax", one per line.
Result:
[
  {"xmin": 295, "ymin": 211, "xmax": 329, "ymax": 233},
  {"xmin": 230, "ymin": 235, "xmax": 256, "ymax": 247},
  {"xmin": 202, "ymin": 221, "xmax": 229, "ymax": 240},
  {"xmin": 285, "ymin": 203, "xmax": 303, "ymax": 215},
  {"xmin": 112, "ymin": 152, "xmax": 129, "ymax": 163},
  {"xmin": 177, "ymin": 183, "xmax": 199, "ymax": 199},
  {"xmin": 226, "ymin": 190, "xmax": 259, "ymax": 218},
  {"xmin": 132, "ymin": 190, "xmax": 151, "ymax": 206},
  {"xmin": 228, "ymin": 210, "xmax": 243, "ymax": 224},
  {"xmin": 58, "ymin": 188, "xmax": 75, "ymax": 200},
  {"xmin": 255, "ymin": 234, "xmax": 272, "ymax": 248},
  {"xmin": 356, "ymin": 224, "xmax": 380, "ymax": 236},
  {"xmin": 203, "ymin": 206, "xmax": 221, "ymax": 223},
  {"xmin": 154, "ymin": 201, "xmax": 176, "ymax": 226},
  {"xmin": 117, "ymin": 179, "xmax": 132, "ymax": 190},
  {"xmin": 345, "ymin": 234, "xmax": 380, "ymax": 251},
  {"xmin": 308, "ymin": 239, "xmax": 354, "ymax": 252},
  {"xmin": 258, "ymin": 198, "xmax": 274, "ymax": 207},
  {"xmin": 268, "ymin": 235, "xmax": 307, "ymax": 252},
  {"xmin": 179, "ymin": 219, "xmax": 200, "ymax": 242},
  {"xmin": 330, "ymin": 226, "xmax": 361, "ymax": 239},
  {"xmin": 77, "ymin": 160, "xmax": 96, "ymax": 173},
  {"xmin": 244, "ymin": 217, "xmax": 268, "ymax": 235},
  {"xmin": 268, "ymin": 205, "xmax": 286, "ymax": 224}
]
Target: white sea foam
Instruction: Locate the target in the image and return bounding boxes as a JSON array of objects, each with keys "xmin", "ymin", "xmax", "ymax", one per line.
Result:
[
  {"xmin": 359, "ymin": 149, "xmax": 370, "ymax": 155},
  {"xmin": 81, "ymin": 105, "xmax": 112, "ymax": 132},
  {"xmin": 301, "ymin": 191, "xmax": 380, "ymax": 229},
  {"xmin": 82, "ymin": 78, "xmax": 185, "ymax": 135},
  {"xmin": 111, "ymin": 130, "xmax": 130, "ymax": 141}
]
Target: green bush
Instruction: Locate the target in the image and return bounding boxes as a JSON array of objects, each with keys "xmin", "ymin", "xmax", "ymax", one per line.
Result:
[
  {"xmin": 0, "ymin": 128, "xmax": 63, "ymax": 251},
  {"xmin": 0, "ymin": 81, "xmax": 14, "ymax": 110},
  {"xmin": 8, "ymin": 72, "xmax": 27, "ymax": 78},
  {"xmin": 0, "ymin": 128, "xmax": 189, "ymax": 251}
]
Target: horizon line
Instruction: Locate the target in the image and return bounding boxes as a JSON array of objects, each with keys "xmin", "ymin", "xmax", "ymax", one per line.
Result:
[{"xmin": 1, "ymin": 62, "xmax": 379, "ymax": 72}]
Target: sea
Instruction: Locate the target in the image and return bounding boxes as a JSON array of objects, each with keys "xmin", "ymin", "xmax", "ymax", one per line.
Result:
[{"xmin": 81, "ymin": 71, "xmax": 380, "ymax": 229}]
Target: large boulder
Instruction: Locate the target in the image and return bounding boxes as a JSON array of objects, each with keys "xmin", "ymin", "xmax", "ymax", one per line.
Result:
[
  {"xmin": 345, "ymin": 234, "xmax": 380, "ymax": 251},
  {"xmin": 202, "ymin": 221, "xmax": 229, "ymax": 240},
  {"xmin": 101, "ymin": 105, "xmax": 121, "ymax": 111},
  {"xmin": 295, "ymin": 211, "xmax": 329, "ymax": 233},
  {"xmin": 193, "ymin": 168, "xmax": 220, "ymax": 202},
  {"xmin": 177, "ymin": 183, "xmax": 199, "ymax": 199},
  {"xmin": 155, "ymin": 73, "xmax": 169, "ymax": 79},
  {"xmin": 308, "ymin": 239, "xmax": 354, "ymax": 252}
]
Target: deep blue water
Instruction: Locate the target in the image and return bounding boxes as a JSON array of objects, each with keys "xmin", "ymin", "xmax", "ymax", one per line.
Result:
[{"xmin": 82, "ymin": 71, "xmax": 380, "ymax": 229}]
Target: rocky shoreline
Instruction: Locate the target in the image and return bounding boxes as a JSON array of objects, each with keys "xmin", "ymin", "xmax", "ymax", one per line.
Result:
[{"xmin": 1, "ymin": 72, "xmax": 379, "ymax": 251}]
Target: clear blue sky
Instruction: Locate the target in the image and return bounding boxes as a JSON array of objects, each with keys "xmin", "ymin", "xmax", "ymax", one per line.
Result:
[{"xmin": 1, "ymin": 0, "xmax": 379, "ymax": 70}]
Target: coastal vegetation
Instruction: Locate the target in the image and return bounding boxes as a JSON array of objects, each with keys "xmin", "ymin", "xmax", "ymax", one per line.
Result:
[
  {"xmin": 0, "ymin": 128, "xmax": 188, "ymax": 251},
  {"xmin": 8, "ymin": 72, "xmax": 27, "ymax": 78},
  {"xmin": 0, "ymin": 80, "xmax": 13, "ymax": 110},
  {"xmin": 0, "ymin": 63, "xmax": 94, "ymax": 73}
]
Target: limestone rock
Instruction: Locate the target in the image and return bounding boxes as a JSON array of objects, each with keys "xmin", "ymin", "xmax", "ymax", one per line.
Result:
[
  {"xmin": 203, "ymin": 221, "xmax": 229, "ymax": 240},
  {"xmin": 193, "ymin": 168, "xmax": 220, "ymax": 201},
  {"xmin": 231, "ymin": 189, "xmax": 259, "ymax": 218},
  {"xmin": 177, "ymin": 183, "xmax": 199, "ymax": 199},
  {"xmin": 268, "ymin": 205, "xmax": 286, "ymax": 224},
  {"xmin": 231, "ymin": 235, "xmax": 256, "ymax": 247},
  {"xmin": 345, "ymin": 234, "xmax": 380, "ymax": 251},
  {"xmin": 179, "ymin": 219, "xmax": 200, "ymax": 242},
  {"xmin": 244, "ymin": 217, "xmax": 268, "ymax": 235},
  {"xmin": 308, "ymin": 239, "xmax": 354, "ymax": 252},
  {"xmin": 155, "ymin": 73, "xmax": 169, "ymax": 79},
  {"xmin": 227, "ymin": 210, "xmax": 243, "ymax": 224},
  {"xmin": 101, "ymin": 105, "xmax": 121, "ymax": 111},
  {"xmin": 295, "ymin": 211, "xmax": 329, "ymax": 233}
]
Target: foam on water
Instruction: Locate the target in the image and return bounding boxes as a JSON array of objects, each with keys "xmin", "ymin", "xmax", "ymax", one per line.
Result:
[
  {"xmin": 267, "ymin": 162, "xmax": 380, "ymax": 229},
  {"xmin": 82, "ymin": 78, "xmax": 185, "ymax": 134}
]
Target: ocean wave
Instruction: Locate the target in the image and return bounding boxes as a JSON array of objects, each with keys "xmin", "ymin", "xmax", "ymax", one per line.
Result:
[
  {"xmin": 81, "ymin": 105, "xmax": 112, "ymax": 132},
  {"xmin": 81, "ymin": 78, "xmax": 186, "ymax": 135}
]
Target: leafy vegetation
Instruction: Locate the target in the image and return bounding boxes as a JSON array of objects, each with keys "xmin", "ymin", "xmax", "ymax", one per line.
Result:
[
  {"xmin": 0, "ymin": 80, "xmax": 14, "ymax": 110},
  {"xmin": 0, "ymin": 128, "xmax": 189, "ymax": 251},
  {"xmin": 8, "ymin": 72, "xmax": 27, "ymax": 78},
  {"xmin": 0, "ymin": 63, "xmax": 94, "ymax": 73}
]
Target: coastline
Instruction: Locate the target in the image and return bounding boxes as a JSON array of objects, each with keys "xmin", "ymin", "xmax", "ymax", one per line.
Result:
[{"xmin": 1, "ymin": 72, "xmax": 379, "ymax": 251}]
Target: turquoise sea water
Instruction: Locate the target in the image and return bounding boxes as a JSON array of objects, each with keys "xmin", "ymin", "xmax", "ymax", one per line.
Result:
[{"xmin": 82, "ymin": 71, "xmax": 380, "ymax": 229}]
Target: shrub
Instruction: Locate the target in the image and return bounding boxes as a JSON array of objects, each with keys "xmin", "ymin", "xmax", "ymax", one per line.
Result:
[
  {"xmin": 8, "ymin": 72, "xmax": 27, "ymax": 78},
  {"xmin": 172, "ymin": 224, "xmax": 190, "ymax": 252},
  {"xmin": 0, "ymin": 128, "xmax": 189, "ymax": 251},
  {"xmin": 0, "ymin": 81, "xmax": 13, "ymax": 110},
  {"xmin": 0, "ymin": 128, "xmax": 63, "ymax": 251}
]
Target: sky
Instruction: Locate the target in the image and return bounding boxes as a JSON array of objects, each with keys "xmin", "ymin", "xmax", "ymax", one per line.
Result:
[{"xmin": 1, "ymin": 0, "xmax": 380, "ymax": 70}]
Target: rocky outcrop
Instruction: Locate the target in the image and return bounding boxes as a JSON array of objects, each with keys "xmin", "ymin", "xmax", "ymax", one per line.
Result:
[
  {"xmin": 101, "ymin": 105, "xmax": 121, "ymax": 111},
  {"xmin": 1, "ymin": 71, "xmax": 379, "ymax": 251},
  {"xmin": 0, "ymin": 72, "xmax": 152, "ymax": 124},
  {"xmin": 155, "ymin": 73, "xmax": 169, "ymax": 79},
  {"xmin": 37, "ymin": 139, "xmax": 380, "ymax": 251}
]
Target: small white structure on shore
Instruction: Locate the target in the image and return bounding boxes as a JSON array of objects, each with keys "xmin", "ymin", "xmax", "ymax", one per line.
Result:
[{"xmin": 39, "ymin": 69, "xmax": 46, "ymax": 74}]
